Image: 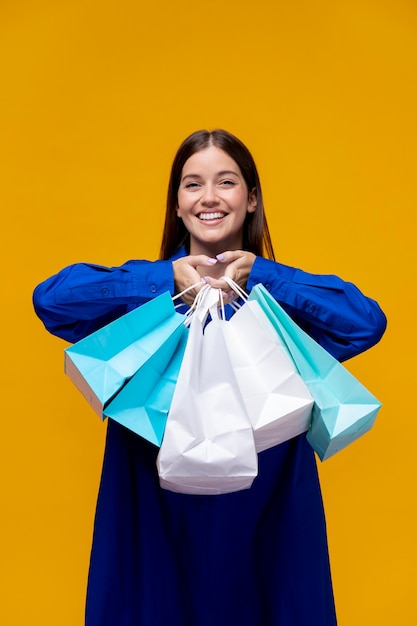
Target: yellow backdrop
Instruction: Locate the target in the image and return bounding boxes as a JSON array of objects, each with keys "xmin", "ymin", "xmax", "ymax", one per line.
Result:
[{"xmin": 1, "ymin": 0, "xmax": 416, "ymax": 624}]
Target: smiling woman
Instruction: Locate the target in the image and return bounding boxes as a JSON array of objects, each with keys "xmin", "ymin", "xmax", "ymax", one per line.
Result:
[
  {"xmin": 160, "ymin": 129, "xmax": 275, "ymax": 264},
  {"xmin": 32, "ymin": 128, "xmax": 387, "ymax": 626},
  {"xmin": 176, "ymin": 146, "xmax": 257, "ymax": 256},
  {"xmin": 161, "ymin": 129, "xmax": 275, "ymax": 304}
]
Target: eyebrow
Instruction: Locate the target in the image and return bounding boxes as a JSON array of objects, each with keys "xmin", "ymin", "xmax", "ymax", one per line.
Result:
[{"xmin": 182, "ymin": 170, "xmax": 240, "ymax": 181}]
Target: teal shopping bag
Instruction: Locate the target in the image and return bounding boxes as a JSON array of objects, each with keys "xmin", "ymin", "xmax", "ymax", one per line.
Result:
[
  {"xmin": 249, "ymin": 284, "xmax": 382, "ymax": 461},
  {"xmin": 104, "ymin": 326, "xmax": 188, "ymax": 446},
  {"xmin": 65, "ymin": 292, "xmax": 186, "ymax": 417}
]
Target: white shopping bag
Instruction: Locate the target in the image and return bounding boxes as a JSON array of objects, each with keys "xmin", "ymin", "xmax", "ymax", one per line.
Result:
[
  {"xmin": 157, "ymin": 287, "xmax": 258, "ymax": 495},
  {"xmin": 221, "ymin": 298, "xmax": 314, "ymax": 452}
]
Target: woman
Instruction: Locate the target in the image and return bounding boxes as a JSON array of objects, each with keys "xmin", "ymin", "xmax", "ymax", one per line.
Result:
[{"xmin": 33, "ymin": 129, "xmax": 386, "ymax": 626}]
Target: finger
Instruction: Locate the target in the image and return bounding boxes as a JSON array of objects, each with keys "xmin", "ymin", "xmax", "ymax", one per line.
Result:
[
  {"xmin": 189, "ymin": 255, "xmax": 218, "ymax": 267},
  {"xmin": 215, "ymin": 250, "xmax": 243, "ymax": 263},
  {"xmin": 202, "ymin": 276, "xmax": 229, "ymax": 290},
  {"xmin": 221, "ymin": 290, "xmax": 236, "ymax": 303},
  {"xmin": 202, "ymin": 278, "xmax": 239, "ymax": 303}
]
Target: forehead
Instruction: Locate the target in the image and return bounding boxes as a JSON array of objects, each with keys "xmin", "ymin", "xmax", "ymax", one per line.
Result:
[{"xmin": 181, "ymin": 146, "xmax": 241, "ymax": 177}]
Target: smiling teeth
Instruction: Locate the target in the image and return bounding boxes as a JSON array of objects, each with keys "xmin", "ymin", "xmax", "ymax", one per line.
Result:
[{"xmin": 199, "ymin": 212, "xmax": 224, "ymax": 220}]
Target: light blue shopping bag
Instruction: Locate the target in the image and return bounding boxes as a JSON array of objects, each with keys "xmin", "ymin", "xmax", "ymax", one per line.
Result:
[
  {"xmin": 65, "ymin": 291, "xmax": 186, "ymax": 417},
  {"xmin": 249, "ymin": 284, "xmax": 382, "ymax": 461},
  {"xmin": 104, "ymin": 327, "xmax": 188, "ymax": 446}
]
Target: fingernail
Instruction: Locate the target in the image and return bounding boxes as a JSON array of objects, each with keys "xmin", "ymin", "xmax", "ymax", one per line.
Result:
[
  {"xmin": 202, "ymin": 276, "xmax": 209, "ymax": 283},
  {"xmin": 216, "ymin": 253, "xmax": 225, "ymax": 261},
  {"xmin": 208, "ymin": 258, "xmax": 217, "ymax": 264}
]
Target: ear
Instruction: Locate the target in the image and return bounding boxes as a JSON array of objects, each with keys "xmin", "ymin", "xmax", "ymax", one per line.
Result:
[
  {"xmin": 176, "ymin": 204, "xmax": 182, "ymax": 218},
  {"xmin": 247, "ymin": 188, "xmax": 257, "ymax": 213}
]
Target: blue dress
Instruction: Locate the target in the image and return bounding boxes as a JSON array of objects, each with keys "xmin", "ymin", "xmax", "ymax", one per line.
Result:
[{"xmin": 33, "ymin": 249, "xmax": 386, "ymax": 626}]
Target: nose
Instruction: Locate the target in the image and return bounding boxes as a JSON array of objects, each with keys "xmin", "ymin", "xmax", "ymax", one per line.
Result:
[{"xmin": 200, "ymin": 183, "xmax": 219, "ymax": 207}]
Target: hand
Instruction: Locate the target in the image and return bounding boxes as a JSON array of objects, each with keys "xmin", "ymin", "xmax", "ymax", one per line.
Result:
[
  {"xmin": 202, "ymin": 250, "xmax": 256, "ymax": 301},
  {"xmin": 172, "ymin": 255, "xmax": 218, "ymax": 305}
]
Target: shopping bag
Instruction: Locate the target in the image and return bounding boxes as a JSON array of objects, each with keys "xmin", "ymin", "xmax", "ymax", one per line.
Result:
[
  {"xmin": 157, "ymin": 286, "xmax": 258, "ymax": 495},
  {"xmin": 65, "ymin": 291, "xmax": 186, "ymax": 417},
  {"xmin": 104, "ymin": 326, "xmax": 188, "ymax": 446},
  {"xmin": 249, "ymin": 283, "xmax": 382, "ymax": 461},
  {"xmin": 214, "ymin": 292, "xmax": 314, "ymax": 452}
]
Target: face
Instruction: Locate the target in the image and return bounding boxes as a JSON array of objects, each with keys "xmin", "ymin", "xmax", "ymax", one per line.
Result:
[{"xmin": 176, "ymin": 145, "xmax": 257, "ymax": 256}]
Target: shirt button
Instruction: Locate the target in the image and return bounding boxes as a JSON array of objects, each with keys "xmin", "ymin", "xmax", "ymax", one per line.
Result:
[
  {"xmin": 150, "ymin": 285, "xmax": 157, "ymax": 293},
  {"xmin": 101, "ymin": 288, "xmax": 109, "ymax": 296}
]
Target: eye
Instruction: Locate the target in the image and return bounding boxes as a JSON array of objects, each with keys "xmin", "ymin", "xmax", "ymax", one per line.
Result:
[
  {"xmin": 219, "ymin": 179, "xmax": 236, "ymax": 186},
  {"xmin": 184, "ymin": 182, "xmax": 200, "ymax": 189}
]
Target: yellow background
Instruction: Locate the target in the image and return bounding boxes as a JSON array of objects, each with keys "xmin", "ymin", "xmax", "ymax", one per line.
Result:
[{"xmin": 1, "ymin": 0, "xmax": 416, "ymax": 624}]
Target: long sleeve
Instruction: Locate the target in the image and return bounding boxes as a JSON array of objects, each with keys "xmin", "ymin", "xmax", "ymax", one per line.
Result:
[
  {"xmin": 33, "ymin": 259, "xmax": 175, "ymax": 343},
  {"xmin": 33, "ymin": 252, "xmax": 386, "ymax": 362},
  {"xmin": 247, "ymin": 256, "xmax": 386, "ymax": 361}
]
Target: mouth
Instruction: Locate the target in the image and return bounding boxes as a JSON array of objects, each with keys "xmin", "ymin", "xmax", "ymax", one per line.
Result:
[{"xmin": 197, "ymin": 211, "xmax": 227, "ymax": 221}]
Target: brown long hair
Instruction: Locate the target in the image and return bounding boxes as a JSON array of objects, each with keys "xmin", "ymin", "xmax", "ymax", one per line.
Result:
[{"xmin": 159, "ymin": 129, "xmax": 275, "ymax": 261}]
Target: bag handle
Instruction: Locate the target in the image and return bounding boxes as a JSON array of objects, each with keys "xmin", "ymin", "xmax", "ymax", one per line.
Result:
[
  {"xmin": 220, "ymin": 276, "xmax": 249, "ymax": 302},
  {"xmin": 208, "ymin": 288, "xmax": 226, "ymax": 321},
  {"xmin": 172, "ymin": 281, "xmax": 223, "ymax": 326},
  {"xmin": 206, "ymin": 278, "xmax": 250, "ymax": 319},
  {"xmin": 173, "ymin": 279, "xmax": 244, "ymax": 324},
  {"xmin": 172, "ymin": 281, "xmax": 215, "ymax": 324},
  {"xmin": 172, "ymin": 280, "xmax": 207, "ymax": 305},
  {"xmin": 184, "ymin": 284, "xmax": 223, "ymax": 327}
]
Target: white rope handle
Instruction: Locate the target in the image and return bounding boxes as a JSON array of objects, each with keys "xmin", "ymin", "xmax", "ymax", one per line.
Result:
[
  {"xmin": 208, "ymin": 288, "xmax": 225, "ymax": 321},
  {"xmin": 183, "ymin": 283, "xmax": 210, "ymax": 326},
  {"xmin": 221, "ymin": 276, "xmax": 249, "ymax": 302},
  {"xmin": 172, "ymin": 280, "xmax": 213, "ymax": 317},
  {"xmin": 172, "ymin": 281, "xmax": 224, "ymax": 325},
  {"xmin": 172, "ymin": 279, "xmax": 243, "ymax": 323},
  {"xmin": 184, "ymin": 284, "xmax": 222, "ymax": 327},
  {"xmin": 172, "ymin": 280, "xmax": 207, "ymax": 303}
]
